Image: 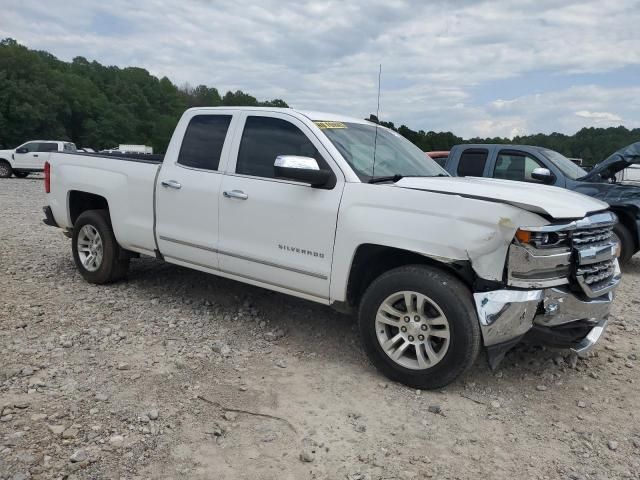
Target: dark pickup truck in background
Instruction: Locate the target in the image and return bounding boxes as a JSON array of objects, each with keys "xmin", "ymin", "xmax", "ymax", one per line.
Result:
[{"xmin": 437, "ymin": 142, "xmax": 640, "ymax": 264}]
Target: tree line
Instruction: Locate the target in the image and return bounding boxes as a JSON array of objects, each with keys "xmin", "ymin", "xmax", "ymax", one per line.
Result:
[
  {"xmin": 0, "ymin": 38, "xmax": 287, "ymax": 153},
  {"xmin": 1, "ymin": 38, "xmax": 637, "ymax": 165},
  {"xmin": 376, "ymin": 119, "xmax": 639, "ymax": 167}
]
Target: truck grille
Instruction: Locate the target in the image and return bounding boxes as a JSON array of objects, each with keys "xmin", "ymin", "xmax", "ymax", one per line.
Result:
[
  {"xmin": 576, "ymin": 258, "xmax": 616, "ymax": 284},
  {"xmin": 572, "ymin": 225, "xmax": 614, "ymax": 245},
  {"xmin": 571, "ymin": 214, "xmax": 619, "ymax": 298}
]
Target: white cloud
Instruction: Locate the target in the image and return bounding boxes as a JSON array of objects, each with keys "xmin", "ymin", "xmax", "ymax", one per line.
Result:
[
  {"xmin": 575, "ymin": 110, "xmax": 623, "ymax": 122},
  {"xmin": 0, "ymin": 0, "xmax": 639, "ymax": 137}
]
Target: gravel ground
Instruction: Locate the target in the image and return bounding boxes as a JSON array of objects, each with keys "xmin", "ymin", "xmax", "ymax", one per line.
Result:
[{"xmin": 1, "ymin": 176, "xmax": 639, "ymax": 480}]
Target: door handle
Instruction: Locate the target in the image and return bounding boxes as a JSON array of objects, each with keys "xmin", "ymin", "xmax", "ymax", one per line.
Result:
[
  {"xmin": 223, "ymin": 190, "xmax": 248, "ymax": 200},
  {"xmin": 33, "ymin": 154, "xmax": 39, "ymax": 157},
  {"xmin": 161, "ymin": 179, "xmax": 182, "ymax": 189}
]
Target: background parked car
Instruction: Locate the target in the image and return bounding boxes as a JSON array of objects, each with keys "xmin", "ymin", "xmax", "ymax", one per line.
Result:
[
  {"xmin": 0, "ymin": 140, "xmax": 77, "ymax": 178},
  {"xmin": 440, "ymin": 142, "xmax": 640, "ymax": 263},
  {"xmin": 425, "ymin": 151, "xmax": 450, "ymax": 167}
]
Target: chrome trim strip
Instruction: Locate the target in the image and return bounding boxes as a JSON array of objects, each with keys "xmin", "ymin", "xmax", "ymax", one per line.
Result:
[
  {"xmin": 575, "ymin": 242, "xmax": 618, "ymax": 266},
  {"xmin": 159, "ymin": 235, "xmax": 218, "ymax": 253},
  {"xmin": 507, "ymin": 243, "xmax": 571, "ymax": 288},
  {"xmin": 163, "ymin": 255, "xmax": 329, "ymax": 300},
  {"xmin": 523, "ymin": 211, "xmax": 618, "ymax": 233},
  {"xmin": 575, "ymin": 211, "xmax": 618, "ymax": 229},
  {"xmin": 158, "ymin": 236, "xmax": 328, "ymax": 279},
  {"xmin": 219, "ymin": 249, "xmax": 328, "ymax": 280},
  {"xmin": 571, "ymin": 319, "xmax": 608, "ymax": 357}
]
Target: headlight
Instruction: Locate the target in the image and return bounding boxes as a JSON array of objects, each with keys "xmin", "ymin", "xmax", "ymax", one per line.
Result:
[
  {"xmin": 507, "ymin": 229, "xmax": 572, "ymax": 288},
  {"xmin": 515, "ymin": 228, "xmax": 568, "ymax": 249}
]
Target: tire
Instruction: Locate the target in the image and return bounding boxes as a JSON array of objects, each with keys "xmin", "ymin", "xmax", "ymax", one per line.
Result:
[
  {"xmin": 13, "ymin": 171, "xmax": 29, "ymax": 178},
  {"xmin": 358, "ymin": 265, "xmax": 481, "ymax": 389},
  {"xmin": 613, "ymin": 222, "xmax": 635, "ymax": 265},
  {"xmin": 0, "ymin": 160, "xmax": 12, "ymax": 178},
  {"xmin": 72, "ymin": 210, "xmax": 129, "ymax": 284}
]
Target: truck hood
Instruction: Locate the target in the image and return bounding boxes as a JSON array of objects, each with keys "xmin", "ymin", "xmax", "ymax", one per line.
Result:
[
  {"xmin": 395, "ymin": 176, "xmax": 608, "ymax": 219},
  {"xmin": 580, "ymin": 142, "xmax": 640, "ymax": 181},
  {"xmin": 0, "ymin": 149, "xmax": 13, "ymax": 159},
  {"xmin": 572, "ymin": 181, "xmax": 640, "ymax": 207}
]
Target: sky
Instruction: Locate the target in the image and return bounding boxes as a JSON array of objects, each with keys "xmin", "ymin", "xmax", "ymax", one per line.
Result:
[{"xmin": 1, "ymin": 0, "xmax": 639, "ymax": 138}]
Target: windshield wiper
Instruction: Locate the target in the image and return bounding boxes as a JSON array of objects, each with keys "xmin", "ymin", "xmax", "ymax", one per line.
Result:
[
  {"xmin": 368, "ymin": 173, "xmax": 448, "ymax": 183},
  {"xmin": 368, "ymin": 174, "xmax": 404, "ymax": 184}
]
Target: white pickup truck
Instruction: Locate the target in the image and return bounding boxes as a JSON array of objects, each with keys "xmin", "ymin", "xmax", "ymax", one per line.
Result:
[
  {"xmin": 0, "ymin": 140, "xmax": 77, "ymax": 178},
  {"xmin": 43, "ymin": 107, "xmax": 621, "ymax": 388}
]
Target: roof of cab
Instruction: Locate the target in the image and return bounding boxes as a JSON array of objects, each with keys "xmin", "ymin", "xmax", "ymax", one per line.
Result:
[{"xmin": 183, "ymin": 106, "xmax": 373, "ymax": 126}]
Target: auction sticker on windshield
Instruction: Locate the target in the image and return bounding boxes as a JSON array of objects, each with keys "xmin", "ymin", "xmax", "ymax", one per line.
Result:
[{"xmin": 314, "ymin": 121, "xmax": 347, "ymax": 129}]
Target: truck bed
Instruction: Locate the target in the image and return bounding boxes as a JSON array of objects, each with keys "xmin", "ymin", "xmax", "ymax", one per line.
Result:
[{"xmin": 47, "ymin": 151, "xmax": 162, "ymax": 256}]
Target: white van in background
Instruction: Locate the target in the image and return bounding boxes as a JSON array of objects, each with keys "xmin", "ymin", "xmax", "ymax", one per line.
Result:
[
  {"xmin": 100, "ymin": 145, "xmax": 153, "ymax": 155},
  {"xmin": 618, "ymin": 165, "xmax": 640, "ymax": 183},
  {"xmin": 0, "ymin": 140, "xmax": 77, "ymax": 178}
]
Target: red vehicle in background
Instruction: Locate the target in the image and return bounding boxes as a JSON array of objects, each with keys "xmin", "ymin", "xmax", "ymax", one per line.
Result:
[{"xmin": 425, "ymin": 151, "xmax": 450, "ymax": 167}]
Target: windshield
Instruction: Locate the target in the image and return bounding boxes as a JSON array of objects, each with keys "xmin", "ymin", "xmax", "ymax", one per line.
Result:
[
  {"xmin": 318, "ymin": 121, "xmax": 448, "ymax": 181},
  {"xmin": 540, "ymin": 148, "xmax": 588, "ymax": 180}
]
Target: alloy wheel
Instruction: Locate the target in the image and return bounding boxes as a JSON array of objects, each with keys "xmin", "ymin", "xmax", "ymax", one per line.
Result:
[
  {"xmin": 77, "ymin": 225, "xmax": 104, "ymax": 272},
  {"xmin": 375, "ymin": 291, "xmax": 451, "ymax": 370}
]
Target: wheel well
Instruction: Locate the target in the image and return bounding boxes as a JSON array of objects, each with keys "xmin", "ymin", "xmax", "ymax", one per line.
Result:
[
  {"xmin": 345, "ymin": 244, "xmax": 475, "ymax": 309},
  {"xmin": 611, "ymin": 207, "xmax": 639, "ymax": 250},
  {"xmin": 69, "ymin": 191, "xmax": 109, "ymax": 225}
]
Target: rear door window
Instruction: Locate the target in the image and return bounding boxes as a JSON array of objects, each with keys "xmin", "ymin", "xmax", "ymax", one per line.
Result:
[
  {"xmin": 493, "ymin": 152, "xmax": 545, "ymax": 182},
  {"xmin": 38, "ymin": 142, "xmax": 59, "ymax": 152},
  {"xmin": 457, "ymin": 149, "xmax": 488, "ymax": 176},
  {"xmin": 177, "ymin": 115, "xmax": 232, "ymax": 171}
]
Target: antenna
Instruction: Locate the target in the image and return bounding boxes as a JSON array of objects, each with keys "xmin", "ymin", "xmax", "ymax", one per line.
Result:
[
  {"xmin": 372, "ymin": 64, "xmax": 382, "ymax": 179},
  {"xmin": 376, "ymin": 63, "xmax": 382, "ymax": 121}
]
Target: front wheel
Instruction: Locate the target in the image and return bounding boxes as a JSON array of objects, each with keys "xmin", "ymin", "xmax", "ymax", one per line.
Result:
[
  {"xmin": 72, "ymin": 210, "xmax": 129, "ymax": 284},
  {"xmin": 613, "ymin": 223, "xmax": 635, "ymax": 265},
  {"xmin": 358, "ymin": 265, "xmax": 481, "ymax": 389},
  {"xmin": 0, "ymin": 160, "xmax": 12, "ymax": 178}
]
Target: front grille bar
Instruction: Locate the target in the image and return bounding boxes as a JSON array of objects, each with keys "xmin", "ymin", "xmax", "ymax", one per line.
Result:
[{"xmin": 570, "ymin": 212, "xmax": 620, "ymax": 298}]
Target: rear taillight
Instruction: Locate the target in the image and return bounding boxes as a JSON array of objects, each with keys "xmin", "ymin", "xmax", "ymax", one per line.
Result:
[{"xmin": 44, "ymin": 161, "xmax": 51, "ymax": 193}]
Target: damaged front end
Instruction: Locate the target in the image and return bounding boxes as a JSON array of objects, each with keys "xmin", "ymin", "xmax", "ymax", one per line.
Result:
[{"xmin": 473, "ymin": 211, "xmax": 621, "ymax": 368}]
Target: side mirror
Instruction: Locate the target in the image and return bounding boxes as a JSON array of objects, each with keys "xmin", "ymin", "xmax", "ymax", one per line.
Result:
[
  {"xmin": 531, "ymin": 167, "xmax": 554, "ymax": 184},
  {"xmin": 15, "ymin": 147, "xmax": 28, "ymax": 154},
  {"xmin": 274, "ymin": 156, "xmax": 332, "ymax": 188}
]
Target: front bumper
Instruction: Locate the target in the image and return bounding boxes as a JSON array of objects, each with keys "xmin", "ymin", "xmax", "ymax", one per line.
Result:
[{"xmin": 474, "ymin": 271, "xmax": 619, "ymax": 363}]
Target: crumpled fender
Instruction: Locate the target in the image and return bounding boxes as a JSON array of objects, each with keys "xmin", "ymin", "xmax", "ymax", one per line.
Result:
[{"xmin": 330, "ymin": 183, "xmax": 549, "ymax": 302}]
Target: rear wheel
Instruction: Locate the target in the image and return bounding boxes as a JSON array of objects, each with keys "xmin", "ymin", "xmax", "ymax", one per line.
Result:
[
  {"xmin": 13, "ymin": 171, "xmax": 29, "ymax": 178},
  {"xmin": 72, "ymin": 210, "xmax": 129, "ymax": 284},
  {"xmin": 613, "ymin": 222, "xmax": 634, "ymax": 265},
  {"xmin": 0, "ymin": 160, "xmax": 12, "ymax": 178},
  {"xmin": 358, "ymin": 265, "xmax": 481, "ymax": 389}
]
